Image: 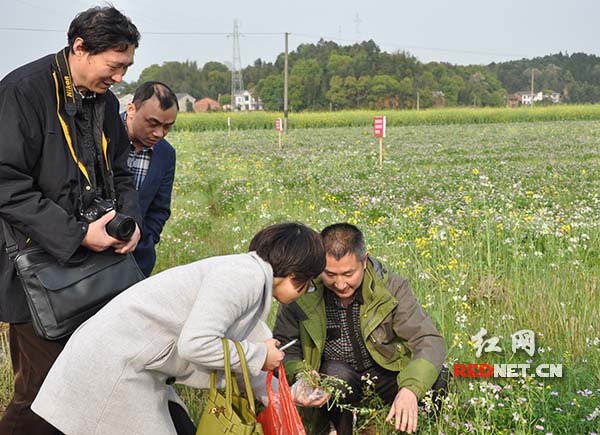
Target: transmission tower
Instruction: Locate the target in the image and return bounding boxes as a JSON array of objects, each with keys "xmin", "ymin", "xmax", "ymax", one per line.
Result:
[
  {"xmin": 354, "ymin": 13, "xmax": 362, "ymax": 41},
  {"xmin": 231, "ymin": 20, "xmax": 244, "ymax": 110}
]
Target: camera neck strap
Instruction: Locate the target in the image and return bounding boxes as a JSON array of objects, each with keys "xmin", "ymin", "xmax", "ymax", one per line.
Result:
[
  {"xmin": 53, "ymin": 48, "xmax": 116, "ymax": 204},
  {"xmin": 1, "ymin": 220, "xmax": 20, "ymax": 260}
]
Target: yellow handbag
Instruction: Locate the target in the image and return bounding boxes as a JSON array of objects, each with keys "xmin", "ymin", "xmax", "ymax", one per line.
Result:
[{"xmin": 196, "ymin": 338, "xmax": 264, "ymax": 435}]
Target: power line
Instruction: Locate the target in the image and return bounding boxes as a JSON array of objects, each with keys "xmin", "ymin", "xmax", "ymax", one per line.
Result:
[
  {"xmin": 0, "ymin": 27, "xmax": 283, "ymax": 36},
  {"xmin": 292, "ymin": 32, "xmax": 532, "ymax": 59},
  {"xmin": 0, "ymin": 26, "xmax": 532, "ymax": 59},
  {"xmin": 0, "ymin": 27, "xmax": 63, "ymax": 33}
]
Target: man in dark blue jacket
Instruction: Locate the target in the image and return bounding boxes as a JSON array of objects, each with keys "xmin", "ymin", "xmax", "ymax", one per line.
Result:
[{"xmin": 123, "ymin": 81, "xmax": 178, "ymax": 276}]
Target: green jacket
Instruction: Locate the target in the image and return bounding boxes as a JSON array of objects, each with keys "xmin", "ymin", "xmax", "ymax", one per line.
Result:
[{"xmin": 273, "ymin": 257, "xmax": 445, "ymax": 433}]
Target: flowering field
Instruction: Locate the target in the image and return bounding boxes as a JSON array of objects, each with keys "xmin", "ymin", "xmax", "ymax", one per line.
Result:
[
  {"xmin": 173, "ymin": 105, "xmax": 600, "ymax": 131},
  {"xmin": 2, "ymin": 120, "xmax": 599, "ymax": 434},
  {"xmin": 157, "ymin": 120, "xmax": 600, "ymax": 434}
]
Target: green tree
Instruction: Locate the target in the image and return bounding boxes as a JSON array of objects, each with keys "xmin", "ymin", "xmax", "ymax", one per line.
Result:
[
  {"xmin": 138, "ymin": 61, "xmax": 204, "ymax": 97},
  {"xmin": 255, "ymin": 74, "xmax": 283, "ymax": 111},
  {"xmin": 398, "ymin": 77, "xmax": 414, "ymax": 108},
  {"xmin": 369, "ymin": 75, "xmax": 400, "ymax": 108},
  {"xmin": 439, "ymin": 75, "xmax": 464, "ymax": 106},
  {"xmin": 289, "ymin": 59, "xmax": 323, "ymax": 110},
  {"xmin": 327, "ymin": 54, "xmax": 354, "ymax": 77},
  {"xmin": 326, "ymin": 76, "xmax": 349, "ymax": 108}
]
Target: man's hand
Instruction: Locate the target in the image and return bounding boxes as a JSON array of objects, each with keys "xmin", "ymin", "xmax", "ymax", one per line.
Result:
[
  {"xmin": 385, "ymin": 387, "xmax": 418, "ymax": 434},
  {"xmin": 290, "ymin": 376, "xmax": 330, "ymax": 407},
  {"xmin": 113, "ymin": 224, "xmax": 141, "ymax": 254},
  {"xmin": 81, "ymin": 211, "xmax": 121, "ymax": 252}
]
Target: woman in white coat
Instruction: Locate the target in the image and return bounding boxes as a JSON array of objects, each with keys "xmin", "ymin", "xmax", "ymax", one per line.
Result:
[{"xmin": 32, "ymin": 222, "xmax": 326, "ymax": 435}]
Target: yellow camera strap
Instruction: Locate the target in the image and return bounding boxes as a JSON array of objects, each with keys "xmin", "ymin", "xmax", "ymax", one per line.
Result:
[{"xmin": 52, "ymin": 48, "xmax": 111, "ymax": 189}]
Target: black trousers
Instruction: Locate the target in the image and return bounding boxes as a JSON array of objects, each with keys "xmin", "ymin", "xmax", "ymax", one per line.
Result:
[
  {"xmin": 320, "ymin": 360, "xmax": 449, "ymax": 435},
  {"xmin": 0, "ymin": 323, "xmax": 196, "ymax": 435}
]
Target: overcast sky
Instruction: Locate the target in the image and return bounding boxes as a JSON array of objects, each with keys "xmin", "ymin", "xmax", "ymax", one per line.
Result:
[{"xmin": 1, "ymin": 0, "xmax": 598, "ymax": 82}]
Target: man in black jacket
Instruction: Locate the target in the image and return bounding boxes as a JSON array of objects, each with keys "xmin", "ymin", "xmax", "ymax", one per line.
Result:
[{"xmin": 0, "ymin": 7, "xmax": 141, "ymax": 434}]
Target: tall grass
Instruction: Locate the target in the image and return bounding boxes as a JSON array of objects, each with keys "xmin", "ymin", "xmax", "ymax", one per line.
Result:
[
  {"xmin": 0, "ymin": 331, "xmax": 13, "ymax": 414},
  {"xmin": 174, "ymin": 105, "xmax": 600, "ymax": 131},
  {"xmin": 159, "ymin": 120, "xmax": 600, "ymax": 434},
  {"xmin": 1, "ymin": 120, "xmax": 599, "ymax": 434}
]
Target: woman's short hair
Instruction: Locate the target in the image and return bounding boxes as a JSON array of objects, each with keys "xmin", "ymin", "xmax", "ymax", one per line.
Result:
[
  {"xmin": 320, "ymin": 223, "xmax": 367, "ymax": 261},
  {"xmin": 249, "ymin": 222, "xmax": 325, "ymax": 286}
]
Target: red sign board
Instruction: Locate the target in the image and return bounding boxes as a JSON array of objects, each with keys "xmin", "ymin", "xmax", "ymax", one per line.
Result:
[
  {"xmin": 373, "ymin": 116, "xmax": 386, "ymax": 138},
  {"xmin": 275, "ymin": 118, "xmax": 283, "ymax": 132}
]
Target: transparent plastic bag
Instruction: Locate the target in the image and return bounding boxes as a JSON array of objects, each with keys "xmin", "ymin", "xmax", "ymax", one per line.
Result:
[{"xmin": 290, "ymin": 376, "xmax": 327, "ymax": 404}]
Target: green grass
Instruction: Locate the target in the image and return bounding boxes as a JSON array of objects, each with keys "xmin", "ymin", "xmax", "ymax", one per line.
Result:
[
  {"xmin": 173, "ymin": 105, "xmax": 600, "ymax": 131},
  {"xmin": 2, "ymin": 120, "xmax": 599, "ymax": 434}
]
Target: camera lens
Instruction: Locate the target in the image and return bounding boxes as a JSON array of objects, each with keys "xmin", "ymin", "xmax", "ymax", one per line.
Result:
[{"xmin": 106, "ymin": 213, "xmax": 136, "ymax": 242}]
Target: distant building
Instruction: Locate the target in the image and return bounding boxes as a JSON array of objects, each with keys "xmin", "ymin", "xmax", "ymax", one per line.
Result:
[
  {"xmin": 176, "ymin": 93, "xmax": 196, "ymax": 112},
  {"xmin": 194, "ymin": 97, "xmax": 221, "ymax": 112},
  {"xmin": 547, "ymin": 92, "xmax": 561, "ymax": 104},
  {"xmin": 232, "ymin": 90, "xmax": 263, "ymax": 111},
  {"xmin": 118, "ymin": 93, "xmax": 134, "ymax": 112},
  {"xmin": 431, "ymin": 90, "xmax": 445, "ymax": 108},
  {"xmin": 508, "ymin": 93, "xmax": 521, "ymax": 107},
  {"xmin": 509, "ymin": 91, "xmax": 560, "ymax": 106}
]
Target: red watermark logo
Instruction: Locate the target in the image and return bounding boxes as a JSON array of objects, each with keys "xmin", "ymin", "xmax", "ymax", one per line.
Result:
[
  {"xmin": 454, "ymin": 327, "xmax": 563, "ymax": 378},
  {"xmin": 453, "ymin": 363, "xmax": 563, "ymax": 378}
]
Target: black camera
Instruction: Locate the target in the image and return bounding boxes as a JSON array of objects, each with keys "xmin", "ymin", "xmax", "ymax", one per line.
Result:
[{"xmin": 81, "ymin": 198, "xmax": 136, "ymax": 242}]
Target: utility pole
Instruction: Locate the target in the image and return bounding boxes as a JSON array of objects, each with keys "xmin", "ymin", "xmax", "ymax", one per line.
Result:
[
  {"xmin": 231, "ymin": 20, "xmax": 244, "ymax": 111},
  {"xmin": 284, "ymin": 32, "xmax": 289, "ymax": 133},
  {"xmin": 530, "ymin": 67, "xmax": 535, "ymax": 107}
]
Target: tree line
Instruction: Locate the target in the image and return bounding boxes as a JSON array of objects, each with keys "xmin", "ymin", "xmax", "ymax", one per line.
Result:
[{"xmin": 117, "ymin": 39, "xmax": 600, "ymax": 111}]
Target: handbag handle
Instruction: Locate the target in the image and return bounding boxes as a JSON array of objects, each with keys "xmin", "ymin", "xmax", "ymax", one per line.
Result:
[
  {"xmin": 209, "ymin": 338, "xmax": 233, "ymax": 411},
  {"xmin": 233, "ymin": 340, "xmax": 257, "ymax": 415},
  {"xmin": 208, "ymin": 338, "xmax": 257, "ymax": 416}
]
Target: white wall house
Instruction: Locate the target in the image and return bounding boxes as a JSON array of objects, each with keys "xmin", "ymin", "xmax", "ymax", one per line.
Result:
[
  {"xmin": 176, "ymin": 93, "xmax": 196, "ymax": 112},
  {"xmin": 233, "ymin": 90, "xmax": 263, "ymax": 111},
  {"xmin": 517, "ymin": 91, "xmax": 544, "ymax": 105},
  {"xmin": 118, "ymin": 94, "xmax": 134, "ymax": 113}
]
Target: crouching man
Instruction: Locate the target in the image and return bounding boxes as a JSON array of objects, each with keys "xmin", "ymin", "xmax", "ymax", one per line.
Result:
[{"xmin": 274, "ymin": 223, "xmax": 448, "ymax": 434}]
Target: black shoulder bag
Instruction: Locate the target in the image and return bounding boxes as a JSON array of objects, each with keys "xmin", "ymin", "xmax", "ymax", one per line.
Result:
[{"xmin": 2, "ymin": 222, "xmax": 144, "ymax": 340}]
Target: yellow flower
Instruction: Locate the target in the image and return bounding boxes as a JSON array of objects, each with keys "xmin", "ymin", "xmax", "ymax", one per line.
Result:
[{"xmin": 472, "ymin": 168, "xmax": 479, "ymax": 175}]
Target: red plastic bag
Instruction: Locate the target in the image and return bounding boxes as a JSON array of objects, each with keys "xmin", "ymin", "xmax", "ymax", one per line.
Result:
[{"xmin": 257, "ymin": 362, "xmax": 306, "ymax": 435}]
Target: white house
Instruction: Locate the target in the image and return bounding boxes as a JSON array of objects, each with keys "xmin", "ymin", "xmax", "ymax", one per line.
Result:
[
  {"xmin": 547, "ymin": 92, "xmax": 561, "ymax": 103},
  {"xmin": 519, "ymin": 91, "xmax": 544, "ymax": 105},
  {"xmin": 176, "ymin": 93, "xmax": 196, "ymax": 112},
  {"xmin": 118, "ymin": 93, "xmax": 134, "ymax": 112},
  {"xmin": 232, "ymin": 90, "xmax": 263, "ymax": 111}
]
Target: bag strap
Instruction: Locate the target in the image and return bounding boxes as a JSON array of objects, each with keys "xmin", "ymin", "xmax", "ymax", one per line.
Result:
[
  {"xmin": 208, "ymin": 338, "xmax": 233, "ymax": 413},
  {"xmin": 223, "ymin": 338, "xmax": 233, "ymax": 411},
  {"xmin": 1, "ymin": 219, "xmax": 20, "ymax": 260},
  {"xmin": 233, "ymin": 340, "xmax": 257, "ymax": 415},
  {"xmin": 209, "ymin": 338, "xmax": 258, "ymax": 415}
]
